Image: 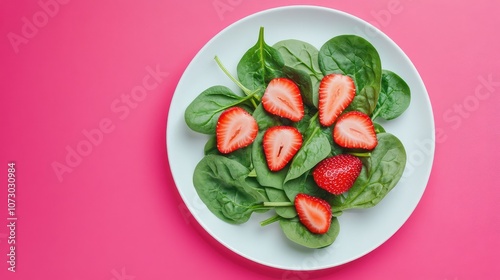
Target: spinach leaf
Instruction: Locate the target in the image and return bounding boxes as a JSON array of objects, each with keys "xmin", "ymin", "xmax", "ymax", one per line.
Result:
[
  {"xmin": 285, "ymin": 121, "xmax": 331, "ymax": 183},
  {"xmin": 273, "ymin": 39, "xmax": 323, "ymax": 107},
  {"xmin": 273, "ymin": 39, "xmax": 322, "ymax": 79},
  {"xmin": 203, "ymin": 136, "xmax": 218, "ymax": 155},
  {"xmin": 251, "ymin": 131, "xmax": 288, "ymax": 189},
  {"xmin": 237, "ymin": 27, "xmax": 285, "ymax": 96},
  {"xmin": 292, "ymin": 109, "xmax": 341, "ymax": 158},
  {"xmin": 282, "ymin": 66, "xmax": 314, "ymax": 107},
  {"xmin": 331, "ymin": 133, "xmax": 406, "ymax": 211},
  {"xmin": 292, "ymin": 105, "xmax": 315, "ymax": 133},
  {"xmin": 184, "ymin": 85, "xmax": 254, "ymax": 134},
  {"xmin": 252, "ymin": 103, "xmax": 282, "ymax": 131},
  {"xmin": 320, "ymin": 125, "xmax": 344, "ymax": 157},
  {"xmin": 193, "ymin": 155, "xmax": 266, "ymax": 224},
  {"xmin": 283, "ymin": 172, "xmax": 331, "ymax": 202},
  {"xmin": 204, "ymin": 136, "xmax": 253, "ymax": 169},
  {"xmin": 318, "ymin": 35, "xmax": 382, "ymax": 115},
  {"xmin": 371, "ymin": 70, "xmax": 411, "ymax": 121},
  {"xmin": 265, "ymin": 188, "xmax": 297, "ymax": 218},
  {"xmin": 373, "ymin": 122, "xmax": 386, "ymax": 133},
  {"xmin": 279, "ymin": 217, "xmax": 340, "ymax": 249}
]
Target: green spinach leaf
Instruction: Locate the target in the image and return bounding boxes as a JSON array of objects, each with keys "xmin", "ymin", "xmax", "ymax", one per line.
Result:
[
  {"xmin": 279, "ymin": 217, "xmax": 340, "ymax": 249},
  {"xmin": 320, "ymin": 125, "xmax": 344, "ymax": 157},
  {"xmin": 237, "ymin": 27, "xmax": 285, "ymax": 96},
  {"xmin": 291, "ymin": 106, "xmax": 315, "ymax": 133},
  {"xmin": 265, "ymin": 188, "xmax": 297, "ymax": 218},
  {"xmin": 371, "ymin": 70, "xmax": 411, "ymax": 121},
  {"xmin": 193, "ymin": 155, "xmax": 266, "ymax": 224},
  {"xmin": 373, "ymin": 122, "xmax": 386, "ymax": 133},
  {"xmin": 184, "ymin": 85, "xmax": 254, "ymax": 134},
  {"xmin": 283, "ymin": 172, "xmax": 331, "ymax": 202},
  {"xmin": 252, "ymin": 103, "xmax": 282, "ymax": 131},
  {"xmin": 318, "ymin": 35, "xmax": 382, "ymax": 115},
  {"xmin": 282, "ymin": 66, "xmax": 314, "ymax": 107},
  {"xmin": 204, "ymin": 136, "xmax": 253, "ymax": 169},
  {"xmin": 285, "ymin": 121, "xmax": 331, "ymax": 183}
]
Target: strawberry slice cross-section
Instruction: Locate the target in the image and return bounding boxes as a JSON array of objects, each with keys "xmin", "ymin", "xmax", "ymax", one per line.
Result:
[
  {"xmin": 295, "ymin": 193, "xmax": 332, "ymax": 234},
  {"xmin": 318, "ymin": 73, "xmax": 356, "ymax": 126},
  {"xmin": 263, "ymin": 126, "xmax": 303, "ymax": 171},
  {"xmin": 333, "ymin": 111, "xmax": 378, "ymax": 150},
  {"xmin": 262, "ymin": 78, "xmax": 304, "ymax": 122},
  {"xmin": 216, "ymin": 107, "xmax": 258, "ymax": 154}
]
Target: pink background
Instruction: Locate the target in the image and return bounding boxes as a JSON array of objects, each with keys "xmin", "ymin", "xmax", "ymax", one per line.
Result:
[{"xmin": 1, "ymin": 0, "xmax": 499, "ymax": 279}]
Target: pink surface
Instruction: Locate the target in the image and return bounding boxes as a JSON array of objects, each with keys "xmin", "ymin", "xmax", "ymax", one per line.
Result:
[{"xmin": 1, "ymin": 0, "xmax": 499, "ymax": 279}]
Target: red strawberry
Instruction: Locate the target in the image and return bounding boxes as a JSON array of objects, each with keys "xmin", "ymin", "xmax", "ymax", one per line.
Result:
[
  {"xmin": 294, "ymin": 193, "xmax": 332, "ymax": 234},
  {"xmin": 263, "ymin": 126, "xmax": 302, "ymax": 171},
  {"xmin": 262, "ymin": 78, "xmax": 304, "ymax": 122},
  {"xmin": 333, "ymin": 111, "xmax": 378, "ymax": 150},
  {"xmin": 312, "ymin": 154, "xmax": 363, "ymax": 195},
  {"xmin": 216, "ymin": 107, "xmax": 258, "ymax": 154},
  {"xmin": 318, "ymin": 74, "xmax": 356, "ymax": 126}
]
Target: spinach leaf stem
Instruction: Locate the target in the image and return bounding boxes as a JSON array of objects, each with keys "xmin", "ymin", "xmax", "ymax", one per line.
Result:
[{"xmin": 260, "ymin": 215, "xmax": 282, "ymax": 226}]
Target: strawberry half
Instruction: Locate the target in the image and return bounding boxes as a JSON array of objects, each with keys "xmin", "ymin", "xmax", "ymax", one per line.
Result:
[
  {"xmin": 295, "ymin": 193, "xmax": 332, "ymax": 234},
  {"xmin": 262, "ymin": 78, "xmax": 304, "ymax": 122},
  {"xmin": 318, "ymin": 74, "xmax": 356, "ymax": 126},
  {"xmin": 263, "ymin": 126, "xmax": 302, "ymax": 171},
  {"xmin": 312, "ymin": 154, "xmax": 363, "ymax": 195},
  {"xmin": 216, "ymin": 107, "xmax": 258, "ymax": 154},
  {"xmin": 333, "ymin": 111, "xmax": 378, "ymax": 150}
]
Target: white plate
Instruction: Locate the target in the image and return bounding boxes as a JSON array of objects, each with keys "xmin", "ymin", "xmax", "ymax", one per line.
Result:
[{"xmin": 167, "ymin": 5, "xmax": 434, "ymax": 270}]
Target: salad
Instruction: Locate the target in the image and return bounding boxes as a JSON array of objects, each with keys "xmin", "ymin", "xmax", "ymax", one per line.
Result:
[{"xmin": 184, "ymin": 27, "xmax": 410, "ymax": 249}]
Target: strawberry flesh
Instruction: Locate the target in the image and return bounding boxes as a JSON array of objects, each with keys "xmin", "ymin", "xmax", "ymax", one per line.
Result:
[
  {"xmin": 263, "ymin": 126, "xmax": 302, "ymax": 171},
  {"xmin": 262, "ymin": 78, "xmax": 304, "ymax": 122},
  {"xmin": 333, "ymin": 111, "xmax": 378, "ymax": 150},
  {"xmin": 216, "ymin": 107, "xmax": 258, "ymax": 154},
  {"xmin": 318, "ymin": 74, "xmax": 356, "ymax": 126},
  {"xmin": 312, "ymin": 154, "xmax": 363, "ymax": 195},
  {"xmin": 295, "ymin": 193, "xmax": 332, "ymax": 234}
]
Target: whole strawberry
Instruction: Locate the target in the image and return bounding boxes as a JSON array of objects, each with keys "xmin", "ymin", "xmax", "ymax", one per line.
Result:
[{"xmin": 312, "ymin": 154, "xmax": 362, "ymax": 195}]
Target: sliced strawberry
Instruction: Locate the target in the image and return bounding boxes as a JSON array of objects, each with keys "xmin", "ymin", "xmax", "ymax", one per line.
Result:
[
  {"xmin": 263, "ymin": 126, "xmax": 302, "ymax": 171},
  {"xmin": 333, "ymin": 111, "xmax": 378, "ymax": 150},
  {"xmin": 216, "ymin": 107, "xmax": 258, "ymax": 154},
  {"xmin": 294, "ymin": 193, "xmax": 332, "ymax": 234},
  {"xmin": 318, "ymin": 74, "xmax": 356, "ymax": 126},
  {"xmin": 313, "ymin": 154, "xmax": 363, "ymax": 195},
  {"xmin": 262, "ymin": 78, "xmax": 304, "ymax": 122}
]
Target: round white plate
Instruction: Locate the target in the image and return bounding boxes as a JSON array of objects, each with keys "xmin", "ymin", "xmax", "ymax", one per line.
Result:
[{"xmin": 167, "ymin": 5, "xmax": 434, "ymax": 270}]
